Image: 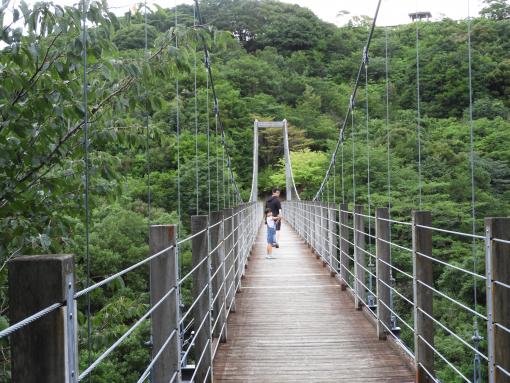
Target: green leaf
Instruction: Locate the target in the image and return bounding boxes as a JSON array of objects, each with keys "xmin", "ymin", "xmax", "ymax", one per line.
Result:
[{"xmin": 0, "ymin": 316, "xmax": 9, "ymax": 331}]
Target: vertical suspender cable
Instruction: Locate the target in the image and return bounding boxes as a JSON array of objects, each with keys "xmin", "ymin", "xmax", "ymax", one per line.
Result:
[
  {"xmin": 385, "ymin": 28, "xmax": 391, "ymax": 228},
  {"xmin": 175, "ymin": 0, "xmax": 181, "ymax": 237},
  {"xmin": 193, "ymin": 4, "xmax": 199, "ymax": 215},
  {"xmin": 467, "ymin": 2, "xmax": 481, "ymax": 381},
  {"xmin": 327, "ymin": 175, "xmax": 330, "ymax": 203},
  {"xmin": 414, "ymin": 4, "xmax": 423, "ymax": 209},
  {"xmin": 351, "ymin": 105, "xmax": 356, "ymax": 206},
  {"xmin": 364, "ymin": 47, "xmax": 374, "ymax": 306},
  {"xmin": 81, "ymin": 0, "xmax": 92, "ymax": 379},
  {"xmin": 333, "ymin": 157, "xmax": 336, "ymax": 203},
  {"xmin": 215, "ymin": 108, "xmax": 220, "ymax": 210},
  {"xmin": 144, "ymin": 0, "xmax": 150, "ymax": 226},
  {"xmin": 385, "ymin": 27, "xmax": 396, "ymax": 329},
  {"xmin": 364, "ymin": 52, "xmax": 372, "ymax": 223},
  {"xmin": 143, "ymin": 1, "xmax": 153, "ymax": 378},
  {"xmin": 206, "ymin": 59, "xmax": 211, "ymax": 214},
  {"xmin": 222, "ymin": 135, "xmax": 225, "ymax": 208},
  {"xmin": 174, "ymin": 0, "xmax": 184, "ymax": 363},
  {"xmin": 341, "ymin": 142, "xmax": 345, "ymax": 204}
]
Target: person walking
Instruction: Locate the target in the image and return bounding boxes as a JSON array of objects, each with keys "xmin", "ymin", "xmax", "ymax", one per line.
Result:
[
  {"xmin": 266, "ymin": 187, "xmax": 282, "ymax": 247},
  {"xmin": 265, "ymin": 208, "xmax": 280, "ymax": 259}
]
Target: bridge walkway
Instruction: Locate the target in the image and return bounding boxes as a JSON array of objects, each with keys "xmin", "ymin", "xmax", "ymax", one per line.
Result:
[{"xmin": 213, "ymin": 222, "xmax": 415, "ymax": 382}]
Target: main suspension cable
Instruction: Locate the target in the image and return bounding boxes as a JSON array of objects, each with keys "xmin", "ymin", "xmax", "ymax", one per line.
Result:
[
  {"xmin": 194, "ymin": 0, "xmax": 244, "ymax": 203},
  {"xmin": 313, "ymin": 0, "xmax": 382, "ymax": 200}
]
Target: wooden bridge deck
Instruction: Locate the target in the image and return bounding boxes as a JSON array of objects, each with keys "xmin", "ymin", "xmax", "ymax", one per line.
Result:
[{"xmin": 213, "ymin": 222, "xmax": 415, "ymax": 382}]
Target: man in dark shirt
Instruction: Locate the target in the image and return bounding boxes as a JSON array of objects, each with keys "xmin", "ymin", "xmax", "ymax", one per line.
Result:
[{"xmin": 266, "ymin": 187, "xmax": 282, "ymax": 246}]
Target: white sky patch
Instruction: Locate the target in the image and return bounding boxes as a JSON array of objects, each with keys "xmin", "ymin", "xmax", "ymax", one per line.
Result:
[
  {"xmin": 12, "ymin": 0, "xmax": 485, "ymax": 26},
  {"xmin": 281, "ymin": 0, "xmax": 484, "ymax": 26}
]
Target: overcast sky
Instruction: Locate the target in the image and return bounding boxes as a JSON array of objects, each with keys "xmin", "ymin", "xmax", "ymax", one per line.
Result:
[
  {"xmin": 280, "ymin": 0, "xmax": 484, "ymax": 26},
  {"xmin": 137, "ymin": 0, "xmax": 485, "ymax": 26},
  {"xmin": 17, "ymin": 0, "xmax": 485, "ymax": 26}
]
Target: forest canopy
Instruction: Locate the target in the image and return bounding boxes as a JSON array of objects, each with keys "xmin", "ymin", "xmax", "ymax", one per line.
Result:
[{"xmin": 0, "ymin": 0, "xmax": 509, "ymax": 381}]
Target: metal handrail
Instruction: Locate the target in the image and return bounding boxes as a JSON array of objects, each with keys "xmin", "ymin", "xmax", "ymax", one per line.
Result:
[
  {"xmin": 136, "ymin": 329, "xmax": 178, "ymax": 383},
  {"xmin": 79, "ymin": 286, "xmax": 177, "ymax": 380},
  {"xmin": 416, "ymin": 279, "xmax": 487, "ymax": 320},
  {"xmin": 418, "ymin": 335, "xmax": 471, "ymax": 383},
  {"xmin": 417, "ymin": 306, "xmax": 488, "ymax": 361},
  {"xmin": 75, "ymin": 243, "xmax": 176, "ymax": 299},
  {"xmin": 493, "ymin": 237, "xmax": 510, "ymax": 245},
  {"xmin": 284, "ymin": 200, "xmax": 505, "ymax": 383},
  {"xmin": 415, "ymin": 223, "xmax": 485, "ymax": 240},
  {"xmin": 0, "ymin": 302, "xmax": 63, "ymax": 339},
  {"xmin": 415, "ymin": 250, "xmax": 486, "ymax": 280}
]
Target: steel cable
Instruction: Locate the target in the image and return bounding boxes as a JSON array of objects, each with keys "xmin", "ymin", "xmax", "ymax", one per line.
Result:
[
  {"xmin": 313, "ymin": 0, "xmax": 382, "ymax": 200},
  {"xmin": 80, "ymin": 0, "xmax": 92, "ymax": 378}
]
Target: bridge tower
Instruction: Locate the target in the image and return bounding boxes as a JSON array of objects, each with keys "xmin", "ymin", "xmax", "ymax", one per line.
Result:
[{"xmin": 250, "ymin": 119, "xmax": 294, "ymax": 202}]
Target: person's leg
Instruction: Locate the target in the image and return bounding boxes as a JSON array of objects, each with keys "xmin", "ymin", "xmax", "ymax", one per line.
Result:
[
  {"xmin": 275, "ymin": 220, "xmax": 281, "ymax": 245},
  {"xmin": 266, "ymin": 228, "xmax": 273, "ymax": 258}
]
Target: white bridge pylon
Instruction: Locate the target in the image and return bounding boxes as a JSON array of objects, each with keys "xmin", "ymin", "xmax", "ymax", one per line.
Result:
[{"xmin": 249, "ymin": 119, "xmax": 300, "ymax": 202}]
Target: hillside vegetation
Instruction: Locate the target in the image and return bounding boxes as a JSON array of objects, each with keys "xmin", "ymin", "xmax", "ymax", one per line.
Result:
[{"xmin": 0, "ymin": 0, "xmax": 509, "ymax": 381}]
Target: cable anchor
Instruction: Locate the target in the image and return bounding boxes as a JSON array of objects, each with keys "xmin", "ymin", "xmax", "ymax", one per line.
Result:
[{"xmin": 472, "ymin": 327, "xmax": 483, "ymax": 383}]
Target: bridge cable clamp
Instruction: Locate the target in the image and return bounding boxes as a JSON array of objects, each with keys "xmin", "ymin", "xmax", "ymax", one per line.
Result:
[{"xmin": 363, "ymin": 46, "xmax": 369, "ymax": 66}]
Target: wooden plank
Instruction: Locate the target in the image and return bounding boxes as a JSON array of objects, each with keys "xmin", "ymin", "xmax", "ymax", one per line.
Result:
[{"xmin": 213, "ymin": 222, "xmax": 414, "ymax": 382}]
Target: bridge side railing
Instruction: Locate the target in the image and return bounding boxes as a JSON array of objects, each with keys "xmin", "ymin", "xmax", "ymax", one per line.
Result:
[
  {"xmin": 2, "ymin": 201, "xmax": 263, "ymax": 383},
  {"xmin": 284, "ymin": 201, "xmax": 510, "ymax": 383}
]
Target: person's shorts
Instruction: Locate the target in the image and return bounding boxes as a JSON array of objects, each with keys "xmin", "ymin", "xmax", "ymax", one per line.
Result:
[
  {"xmin": 275, "ymin": 219, "xmax": 281, "ymax": 231},
  {"xmin": 266, "ymin": 227, "xmax": 276, "ymax": 244}
]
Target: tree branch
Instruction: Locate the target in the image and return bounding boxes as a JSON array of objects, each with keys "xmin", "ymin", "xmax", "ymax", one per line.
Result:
[
  {"xmin": 10, "ymin": 31, "xmax": 64, "ymax": 107},
  {"xmin": 0, "ymin": 78, "xmax": 134, "ymax": 203}
]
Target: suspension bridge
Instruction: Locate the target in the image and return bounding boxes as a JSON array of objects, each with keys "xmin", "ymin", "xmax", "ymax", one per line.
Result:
[{"xmin": 1, "ymin": 0, "xmax": 509, "ymax": 382}]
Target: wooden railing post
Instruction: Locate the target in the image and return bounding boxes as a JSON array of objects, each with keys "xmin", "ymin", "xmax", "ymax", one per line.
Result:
[
  {"xmin": 376, "ymin": 208, "xmax": 391, "ymax": 340},
  {"xmin": 339, "ymin": 203, "xmax": 350, "ymax": 290},
  {"xmin": 191, "ymin": 215, "xmax": 212, "ymax": 383},
  {"xmin": 9, "ymin": 254, "xmax": 76, "ymax": 383},
  {"xmin": 209, "ymin": 211, "xmax": 227, "ymax": 343},
  {"xmin": 412, "ymin": 211, "xmax": 434, "ymax": 382},
  {"xmin": 329, "ymin": 203, "xmax": 339, "ymax": 276},
  {"xmin": 354, "ymin": 205, "xmax": 366, "ymax": 309},
  {"xmin": 148, "ymin": 225, "xmax": 181, "ymax": 383},
  {"xmin": 485, "ymin": 217, "xmax": 510, "ymax": 383},
  {"xmin": 223, "ymin": 208, "xmax": 236, "ymax": 313}
]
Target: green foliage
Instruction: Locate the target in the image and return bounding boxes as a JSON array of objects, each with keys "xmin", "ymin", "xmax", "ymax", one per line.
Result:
[
  {"xmin": 480, "ymin": 0, "xmax": 510, "ymax": 20},
  {"xmin": 113, "ymin": 23, "xmax": 159, "ymax": 50},
  {"xmin": 0, "ymin": 0, "xmax": 509, "ymax": 380}
]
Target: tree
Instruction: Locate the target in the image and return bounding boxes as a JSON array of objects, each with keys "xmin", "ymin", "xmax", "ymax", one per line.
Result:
[
  {"xmin": 113, "ymin": 24, "xmax": 159, "ymax": 50},
  {"xmin": 480, "ymin": 0, "xmax": 510, "ymax": 20}
]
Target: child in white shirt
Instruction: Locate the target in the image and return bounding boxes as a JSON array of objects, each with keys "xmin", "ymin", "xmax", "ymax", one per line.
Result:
[{"xmin": 265, "ymin": 208, "xmax": 280, "ymax": 259}]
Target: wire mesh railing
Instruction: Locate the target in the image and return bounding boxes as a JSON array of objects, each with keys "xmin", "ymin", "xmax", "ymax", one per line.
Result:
[
  {"xmin": 284, "ymin": 200, "xmax": 510, "ymax": 383},
  {"xmin": 3, "ymin": 201, "xmax": 263, "ymax": 383}
]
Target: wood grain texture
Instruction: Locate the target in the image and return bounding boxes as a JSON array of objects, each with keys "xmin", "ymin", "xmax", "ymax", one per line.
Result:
[{"xmin": 213, "ymin": 222, "xmax": 415, "ymax": 382}]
